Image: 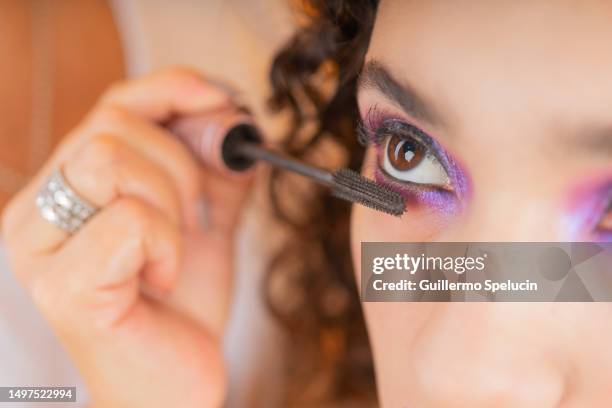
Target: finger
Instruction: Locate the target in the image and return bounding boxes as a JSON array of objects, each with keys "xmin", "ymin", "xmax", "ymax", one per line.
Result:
[
  {"xmin": 5, "ymin": 67, "xmax": 237, "ymax": 234},
  {"xmin": 99, "ymin": 67, "xmax": 234, "ymax": 122},
  {"xmin": 7, "ymin": 134, "xmax": 184, "ymax": 258},
  {"xmin": 63, "ymin": 134, "xmax": 183, "ymax": 226},
  {"xmin": 7, "ymin": 105, "xmax": 205, "ymax": 240},
  {"xmin": 82, "ymin": 107, "xmax": 255, "ymax": 232},
  {"xmin": 81, "ymin": 106, "xmax": 204, "ymax": 227},
  {"xmin": 29, "ymin": 198, "xmax": 182, "ymax": 328},
  {"xmin": 200, "ymin": 167, "xmax": 254, "ymax": 233},
  {"xmin": 53, "ymin": 197, "xmax": 182, "ymax": 296}
]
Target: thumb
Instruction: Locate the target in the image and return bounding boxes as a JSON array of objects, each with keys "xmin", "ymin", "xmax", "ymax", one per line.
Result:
[{"xmin": 100, "ymin": 67, "xmax": 234, "ymax": 122}]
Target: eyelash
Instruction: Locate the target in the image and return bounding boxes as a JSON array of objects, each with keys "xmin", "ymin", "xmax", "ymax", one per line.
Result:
[
  {"xmin": 357, "ymin": 106, "xmax": 454, "ymax": 191},
  {"xmin": 358, "ymin": 108, "xmax": 612, "ymax": 237}
]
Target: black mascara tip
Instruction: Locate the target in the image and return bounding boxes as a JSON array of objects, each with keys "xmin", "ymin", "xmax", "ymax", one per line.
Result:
[{"xmin": 331, "ymin": 169, "xmax": 406, "ymax": 216}]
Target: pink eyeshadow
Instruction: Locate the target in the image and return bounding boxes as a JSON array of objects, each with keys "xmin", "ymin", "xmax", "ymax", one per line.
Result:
[{"xmin": 562, "ymin": 174, "xmax": 612, "ymax": 241}]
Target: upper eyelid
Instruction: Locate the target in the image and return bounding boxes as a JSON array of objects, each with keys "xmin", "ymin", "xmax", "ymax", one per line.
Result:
[
  {"xmin": 374, "ymin": 120, "xmax": 437, "ymax": 152},
  {"xmin": 359, "ymin": 104, "xmax": 435, "ymax": 146},
  {"xmin": 360, "ymin": 113, "xmax": 448, "ymax": 165},
  {"xmin": 358, "ymin": 108, "xmax": 458, "ymax": 184}
]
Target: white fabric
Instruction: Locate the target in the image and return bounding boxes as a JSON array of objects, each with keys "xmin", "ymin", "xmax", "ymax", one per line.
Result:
[{"xmin": 0, "ymin": 244, "xmax": 87, "ymax": 408}]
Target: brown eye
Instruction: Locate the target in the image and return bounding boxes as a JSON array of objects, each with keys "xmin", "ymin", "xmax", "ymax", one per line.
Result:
[
  {"xmin": 386, "ymin": 135, "xmax": 425, "ymax": 171},
  {"xmin": 381, "ymin": 132, "xmax": 450, "ymax": 186}
]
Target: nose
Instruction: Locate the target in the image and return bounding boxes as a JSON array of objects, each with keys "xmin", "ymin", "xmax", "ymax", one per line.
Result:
[{"xmin": 406, "ymin": 304, "xmax": 566, "ymax": 407}]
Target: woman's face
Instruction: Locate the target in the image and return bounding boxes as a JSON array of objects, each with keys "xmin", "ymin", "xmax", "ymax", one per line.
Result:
[{"xmin": 351, "ymin": 0, "xmax": 612, "ymax": 405}]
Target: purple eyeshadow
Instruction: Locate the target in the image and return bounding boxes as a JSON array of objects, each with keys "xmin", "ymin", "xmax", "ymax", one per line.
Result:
[
  {"xmin": 360, "ymin": 106, "xmax": 471, "ymax": 215},
  {"xmin": 562, "ymin": 177, "xmax": 611, "ymax": 241},
  {"xmin": 374, "ymin": 168, "xmax": 464, "ymax": 215}
]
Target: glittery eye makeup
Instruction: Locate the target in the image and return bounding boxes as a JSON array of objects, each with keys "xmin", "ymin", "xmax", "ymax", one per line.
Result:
[
  {"xmin": 563, "ymin": 177, "xmax": 612, "ymax": 241},
  {"xmin": 358, "ymin": 106, "xmax": 469, "ymax": 213}
]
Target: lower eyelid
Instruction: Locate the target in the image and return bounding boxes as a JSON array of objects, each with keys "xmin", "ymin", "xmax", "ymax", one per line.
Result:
[
  {"xmin": 374, "ymin": 167, "xmax": 462, "ymax": 215},
  {"xmin": 376, "ymin": 166, "xmax": 452, "ymax": 194}
]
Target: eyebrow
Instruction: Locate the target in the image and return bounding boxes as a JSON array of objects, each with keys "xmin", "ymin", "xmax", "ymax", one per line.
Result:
[
  {"xmin": 358, "ymin": 59, "xmax": 442, "ymax": 126},
  {"xmin": 567, "ymin": 129, "xmax": 612, "ymax": 157},
  {"xmin": 358, "ymin": 60, "xmax": 612, "ymax": 157}
]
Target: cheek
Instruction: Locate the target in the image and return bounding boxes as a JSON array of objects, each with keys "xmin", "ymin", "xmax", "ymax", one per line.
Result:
[{"xmin": 351, "ymin": 202, "xmax": 453, "ymax": 247}]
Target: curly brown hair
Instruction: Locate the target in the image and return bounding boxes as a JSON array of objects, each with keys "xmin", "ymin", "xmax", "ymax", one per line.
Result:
[{"xmin": 265, "ymin": 1, "xmax": 380, "ymax": 406}]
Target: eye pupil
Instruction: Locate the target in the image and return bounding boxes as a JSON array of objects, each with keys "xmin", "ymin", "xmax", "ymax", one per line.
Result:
[
  {"xmin": 404, "ymin": 150, "xmax": 415, "ymax": 162},
  {"xmin": 387, "ymin": 135, "xmax": 425, "ymax": 171}
]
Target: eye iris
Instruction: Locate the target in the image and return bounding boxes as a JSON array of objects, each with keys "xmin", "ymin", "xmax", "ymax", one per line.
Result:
[{"xmin": 386, "ymin": 135, "xmax": 425, "ymax": 171}]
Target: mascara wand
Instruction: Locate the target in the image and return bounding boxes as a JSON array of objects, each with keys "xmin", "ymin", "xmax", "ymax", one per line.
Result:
[
  {"xmin": 171, "ymin": 118, "xmax": 406, "ymax": 217},
  {"xmin": 224, "ymin": 125, "xmax": 406, "ymax": 217}
]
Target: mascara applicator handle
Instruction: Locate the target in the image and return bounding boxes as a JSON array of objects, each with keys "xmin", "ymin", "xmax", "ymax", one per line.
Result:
[{"xmin": 168, "ymin": 112, "xmax": 262, "ymax": 175}]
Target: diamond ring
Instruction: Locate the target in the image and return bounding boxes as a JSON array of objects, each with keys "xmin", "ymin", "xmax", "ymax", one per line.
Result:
[{"xmin": 35, "ymin": 169, "xmax": 99, "ymax": 233}]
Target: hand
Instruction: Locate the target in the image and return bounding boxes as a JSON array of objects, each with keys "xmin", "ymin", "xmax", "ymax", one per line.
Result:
[{"xmin": 2, "ymin": 68, "xmax": 253, "ymax": 408}]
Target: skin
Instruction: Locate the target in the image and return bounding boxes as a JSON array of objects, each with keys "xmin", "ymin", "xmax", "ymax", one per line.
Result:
[
  {"xmin": 1, "ymin": 2, "xmax": 287, "ymax": 406},
  {"xmin": 3, "ymin": 1, "xmax": 612, "ymax": 407},
  {"xmin": 353, "ymin": 0, "xmax": 612, "ymax": 406},
  {"xmin": 3, "ymin": 69, "xmax": 251, "ymax": 407}
]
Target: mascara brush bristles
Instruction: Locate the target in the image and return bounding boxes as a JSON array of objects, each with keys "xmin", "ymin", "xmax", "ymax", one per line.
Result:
[
  {"xmin": 233, "ymin": 141, "xmax": 406, "ymax": 216},
  {"xmin": 331, "ymin": 169, "xmax": 406, "ymax": 216}
]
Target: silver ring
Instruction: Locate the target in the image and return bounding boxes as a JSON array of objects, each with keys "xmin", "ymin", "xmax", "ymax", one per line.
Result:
[{"xmin": 35, "ymin": 169, "xmax": 99, "ymax": 233}]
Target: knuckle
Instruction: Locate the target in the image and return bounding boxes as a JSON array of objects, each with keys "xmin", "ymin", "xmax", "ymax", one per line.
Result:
[
  {"xmin": 70, "ymin": 134, "xmax": 125, "ymax": 175},
  {"xmin": 112, "ymin": 197, "xmax": 152, "ymax": 233},
  {"xmin": 88, "ymin": 104, "xmax": 131, "ymax": 129},
  {"xmin": 87, "ymin": 134, "xmax": 123, "ymax": 162},
  {"xmin": 159, "ymin": 67, "xmax": 207, "ymax": 95},
  {"xmin": 99, "ymin": 79, "xmax": 129, "ymax": 103},
  {"xmin": 158, "ymin": 66, "xmax": 203, "ymax": 83}
]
